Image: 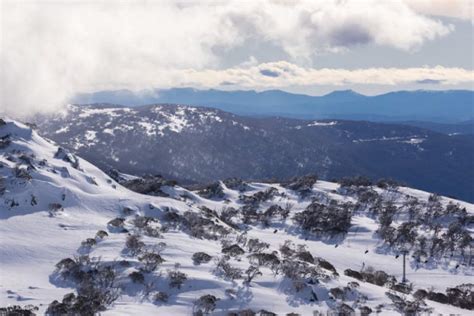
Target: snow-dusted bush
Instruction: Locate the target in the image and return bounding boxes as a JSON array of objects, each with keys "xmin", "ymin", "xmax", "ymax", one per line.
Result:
[
  {"xmin": 386, "ymin": 291, "xmax": 432, "ymax": 314},
  {"xmin": 246, "ymin": 238, "xmax": 269, "ymax": 253},
  {"xmin": 219, "ymin": 207, "xmax": 239, "ymax": 229},
  {"xmin": 129, "ymin": 271, "xmax": 145, "ymax": 284},
  {"xmin": 14, "ymin": 166, "xmax": 32, "ymax": 181},
  {"xmin": 240, "ymin": 187, "xmax": 279, "ymax": 206},
  {"xmin": 214, "ymin": 256, "xmax": 242, "ymax": 280},
  {"xmin": 125, "ymin": 234, "xmax": 145, "ymax": 256},
  {"xmin": 241, "ymin": 204, "xmax": 259, "ymax": 224},
  {"xmin": 192, "ymin": 252, "xmax": 212, "ymax": 265},
  {"xmin": 315, "ymin": 258, "xmax": 337, "ymax": 275},
  {"xmin": 50, "ymin": 258, "xmax": 120, "ymax": 315},
  {"xmin": 133, "ymin": 216, "xmax": 157, "ymax": 229},
  {"xmin": 259, "ymin": 205, "xmax": 289, "ymax": 226},
  {"xmin": 279, "ymin": 240, "xmax": 295, "ymax": 258},
  {"xmin": 359, "ymin": 306, "xmax": 373, "ymax": 316},
  {"xmin": 119, "ymin": 175, "xmax": 173, "ymax": 196},
  {"xmin": 81, "ymin": 238, "xmax": 97, "ymax": 249},
  {"xmin": 248, "ymin": 252, "xmax": 280, "ymax": 271},
  {"xmin": 0, "ymin": 305, "xmax": 38, "ymax": 315},
  {"xmin": 96, "ymin": 230, "xmax": 108, "ymax": 239},
  {"xmin": 193, "ymin": 294, "xmax": 219, "ymax": 315},
  {"xmin": 48, "ymin": 203, "xmax": 63, "ymax": 216},
  {"xmin": 244, "ymin": 265, "xmax": 262, "ymax": 285},
  {"xmin": 390, "ymin": 282, "xmax": 412, "ymax": 294},
  {"xmin": 107, "ymin": 217, "xmax": 125, "ymax": 230},
  {"xmin": 223, "ymin": 177, "xmax": 249, "ymax": 192},
  {"xmin": 344, "ymin": 269, "xmax": 363, "ymax": 281},
  {"xmin": 293, "ymin": 202, "xmax": 352, "ymax": 236},
  {"xmin": 182, "ymin": 211, "xmax": 231, "ymax": 240},
  {"xmin": 143, "ymin": 226, "xmax": 162, "ymax": 238},
  {"xmin": 168, "ymin": 266, "xmax": 188, "ymax": 289},
  {"xmin": 445, "ymin": 284, "xmax": 474, "ymax": 310},
  {"xmin": 280, "ymin": 259, "xmax": 319, "ymax": 292},
  {"xmin": 198, "ymin": 182, "xmax": 225, "ymax": 199},
  {"xmin": 295, "ymin": 248, "xmax": 314, "ymax": 264},
  {"xmin": 139, "ymin": 251, "xmax": 165, "ymax": 272},
  {"xmin": 227, "ymin": 309, "xmax": 256, "ymax": 316},
  {"xmin": 376, "ymin": 178, "xmax": 400, "ymax": 190},
  {"xmin": 282, "ymin": 174, "xmax": 317, "ymax": 197},
  {"xmin": 338, "ymin": 176, "xmax": 372, "ymax": 188},
  {"xmin": 222, "ymin": 244, "xmax": 245, "ymax": 257},
  {"xmin": 153, "ymin": 291, "xmax": 169, "ymax": 303}
]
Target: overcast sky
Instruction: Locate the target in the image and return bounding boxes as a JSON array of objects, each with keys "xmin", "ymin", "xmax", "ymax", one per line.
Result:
[{"xmin": 1, "ymin": 0, "xmax": 473, "ymax": 117}]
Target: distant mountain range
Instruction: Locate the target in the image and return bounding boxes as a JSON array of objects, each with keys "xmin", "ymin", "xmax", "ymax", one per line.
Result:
[
  {"xmin": 72, "ymin": 88, "xmax": 474, "ymax": 123},
  {"xmin": 35, "ymin": 104, "xmax": 474, "ymax": 202}
]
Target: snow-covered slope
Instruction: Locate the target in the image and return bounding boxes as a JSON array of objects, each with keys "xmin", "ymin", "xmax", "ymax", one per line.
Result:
[{"xmin": 0, "ymin": 119, "xmax": 473, "ymax": 315}]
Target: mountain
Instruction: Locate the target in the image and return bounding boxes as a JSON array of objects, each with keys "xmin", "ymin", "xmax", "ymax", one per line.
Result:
[
  {"xmin": 72, "ymin": 88, "xmax": 474, "ymax": 123},
  {"xmin": 34, "ymin": 104, "xmax": 474, "ymax": 202},
  {"xmin": 1, "ymin": 118, "xmax": 473, "ymax": 315}
]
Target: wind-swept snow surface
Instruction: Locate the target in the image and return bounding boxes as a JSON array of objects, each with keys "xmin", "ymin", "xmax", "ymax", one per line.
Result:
[{"xmin": 0, "ymin": 119, "xmax": 473, "ymax": 315}]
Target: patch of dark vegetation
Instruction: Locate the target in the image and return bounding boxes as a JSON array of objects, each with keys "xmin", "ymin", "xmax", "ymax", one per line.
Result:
[
  {"xmin": 193, "ymin": 294, "xmax": 219, "ymax": 315},
  {"xmin": 119, "ymin": 173, "xmax": 176, "ymax": 197},
  {"xmin": 192, "ymin": 252, "xmax": 213, "ymax": 265},
  {"xmin": 293, "ymin": 201, "xmax": 352, "ymax": 236},
  {"xmin": 223, "ymin": 177, "xmax": 249, "ymax": 192},
  {"xmin": 198, "ymin": 182, "xmax": 225, "ymax": 199},
  {"xmin": 0, "ymin": 305, "xmax": 38, "ymax": 316},
  {"xmin": 282, "ymin": 174, "xmax": 317, "ymax": 197},
  {"xmin": 239, "ymin": 187, "xmax": 279, "ymax": 206},
  {"xmin": 49, "ymin": 256, "xmax": 120, "ymax": 315}
]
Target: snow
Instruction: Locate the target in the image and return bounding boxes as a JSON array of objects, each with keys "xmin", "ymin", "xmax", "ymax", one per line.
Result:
[
  {"xmin": 0, "ymin": 119, "xmax": 472, "ymax": 315},
  {"xmin": 307, "ymin": 121, "xmax": 338, "ymax": 127},
  {"xmin": 77, "ymin": 107, "xmax": 127, "ymax": 119},
  {"xmin": 103, "ymin": 128, "xmax": 115, "ymax": 136},
  {"xmin": 401, "ymin": 138, "xmax": 425, "ymax": 145},
  {"xmin": 85, "ymin": 130, "xmax": 97, "ymax": 142},
  {"xmin": 353, "ymin": 135, "xmax": 426, "ymax": 144},
  {"xmin": 54, "ymin": 126, "xmax": 69, "ymax": 134}
]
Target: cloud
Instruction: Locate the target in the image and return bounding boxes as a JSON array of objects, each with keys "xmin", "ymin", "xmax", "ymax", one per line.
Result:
[
  {"xmin": 0, "ymin": 0, "xmax": 463, "ymax": 117},
  {"xmin": 406, "ymin": 0, "xmax": 473, "ymax": 21},
  {"xmin": 177, "ymin": 61, "xmax": 474, "ymax": 88}
]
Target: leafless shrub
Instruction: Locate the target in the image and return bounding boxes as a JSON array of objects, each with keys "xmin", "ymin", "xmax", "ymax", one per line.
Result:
[{"xmin": 125, "ymin": 234, "xmax": 145, "ymax": 256}]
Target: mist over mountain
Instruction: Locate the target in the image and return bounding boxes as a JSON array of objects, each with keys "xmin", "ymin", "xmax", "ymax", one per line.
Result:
[
  {"xmin": 72, "ymin": 88, "xmax": 474, "ymax": 123},
  {"xmin": 35, "ymin": 104, "xmax": 474, "ymax": 202}
]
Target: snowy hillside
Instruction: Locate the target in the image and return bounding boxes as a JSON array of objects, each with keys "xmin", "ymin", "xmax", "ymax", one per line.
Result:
[{"xmin": 1, "ymin": 118, "xmax": 473, "ymax": 315}]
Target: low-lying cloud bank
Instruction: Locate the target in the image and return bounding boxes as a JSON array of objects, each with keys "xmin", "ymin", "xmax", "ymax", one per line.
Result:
[
  {"xmin": 1, "ymin": 0, "xmax": 472, "ymax": 117},
  {"xmin": 180, "ymin": 62, "xmax": 473, "ymax": 88}
]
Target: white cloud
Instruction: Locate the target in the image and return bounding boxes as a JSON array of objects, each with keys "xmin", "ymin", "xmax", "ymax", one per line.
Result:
[
  {"xmin": 0, "ymin": 0, "xmax": 467, "ymax": 117},
  {"xmin": 173, "ymin": 61, "xmax": 474, "ymax": 88},
  {"xmin": 406, "ymin": 0, "xmax": 473, "ymax": 21}
]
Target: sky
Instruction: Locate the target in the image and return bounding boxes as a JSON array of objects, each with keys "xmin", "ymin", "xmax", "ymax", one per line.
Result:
[{"xmin": 1, "ymin": 0, "xmax": 473, "ymax": 117}]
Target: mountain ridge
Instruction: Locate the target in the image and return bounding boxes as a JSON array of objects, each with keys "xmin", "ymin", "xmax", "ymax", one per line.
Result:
[
  {"xmin": 72, "ymin": 88, "xmax": 474, "ymax": 123},
  {"xmin": 34, "ymin": 103, "xmax": 474, "ymax": 202}
]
